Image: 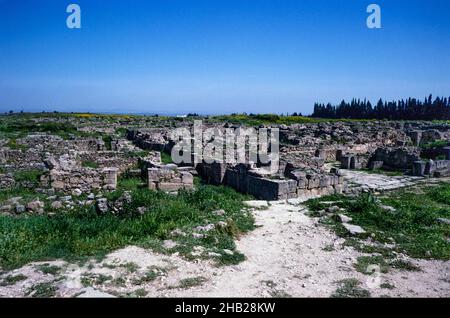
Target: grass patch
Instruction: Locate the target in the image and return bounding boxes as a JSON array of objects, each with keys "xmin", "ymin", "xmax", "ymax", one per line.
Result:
[
  {"xmin": 331, "ymin": 278, "xmax": 371, "ymax": 298},
  {"xmin": 0, "ymin": 184, "xmax": 254, "ymax": 270},
  {"xmin": 6, "ymin": 138, "xmax": 27, "ymax": 150},
  {"xmin": 81, "ymin": 274, "xmax": 113, "ymax": 287},
  {"xmin": 390, "ymin": 259, "xmax": 421, "ymax": 272},
  {"xmin": 160, "ymin": 151, "xmax": 173, "ymax": 164},
  {"xmin": 37, "ymin": 263, "xmax": 61, "ymax": 275},
  {"xmin": 81, "ymin": 161, "xmax": 99, "ymax": 169},
  {"xmin": 380, "ymin": 282, "xmax": 395, "ymax": 289},
  {"xmin": 420, "ymin": 140, "xmax": 449, "ymax": 149},
  {"xmin": 26, "ymin": 282, "xmax": 57, "ymax": 298},
  {"xmin": 355, "ymin": 255, "xmax": 389, "ymax": 274},
  {"xmin": 102, "ymin": 135, "xmax": 113, "ymax": 150},
  {"xmin": 209, "ymin": 114, "xmax": 371, "ymax": 127},
  {"xmin": 13, "ymin": 169, "xmax": 44, "ymax": 186},
  {"xmin": 176, "ymin": 276, "xmax": 207, "ymax": 289},
  {"xmin": 119, "ymin": 262, "xmax": 139, "ymax": 273},
  {"xmin": 0, "ymin": 186, "xmax": 47, "ymax": 203},
  {"xmin": 133, "ymin": 266, "xmax": 168, "ymax": 285},
  {"xmin": 0, "ymin": 274, "xmax": 27, "ymax": 286},
  {"xmin": 305, "ymin": 183, "xmax": 450, "ymax": 260},
  {"xmin": 133, "ymin": 288, "xmax": 148, "ymax": 297},
  {"xmin": 322, "ymin": 244, "xmax": 335, "ymax": 252}
]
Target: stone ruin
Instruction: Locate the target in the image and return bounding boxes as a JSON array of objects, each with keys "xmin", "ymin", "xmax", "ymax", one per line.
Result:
[
  {"xmin": 1, "ymin": 117, "xmax": 449, "ymax": 214},
  {"xmin": 333, "ymin": 122, "xmax": 450, "ymax": 178},
  {"xmin": 41, "ymin": 155, "xmax": 119, "ymax": 193},
  {"xmin": 138, "ymin": 157, "xmax": 194, "ymax": 192},
  {"xmin": 196, "ymin": 161, "xmax": 344, "ymax": 200},
  {"xmin": 127, "ymin": 125, "xmax": 347, "ymax": 200}
]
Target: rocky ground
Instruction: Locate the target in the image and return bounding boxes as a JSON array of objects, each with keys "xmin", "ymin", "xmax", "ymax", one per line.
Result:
[{"xmin": 1, "ymin": 177, "xmax": 448, "ymax": 298}]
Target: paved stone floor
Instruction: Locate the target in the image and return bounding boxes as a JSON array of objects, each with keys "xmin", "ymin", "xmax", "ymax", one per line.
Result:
[{"xmin": 339, "ymin": 170, "xmax": 423, "ymax": 191}]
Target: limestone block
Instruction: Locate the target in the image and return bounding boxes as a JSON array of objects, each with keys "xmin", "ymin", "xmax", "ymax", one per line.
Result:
[{"xmin": 181, "ymin": 172, "xmax": 194, "ymax": 184}]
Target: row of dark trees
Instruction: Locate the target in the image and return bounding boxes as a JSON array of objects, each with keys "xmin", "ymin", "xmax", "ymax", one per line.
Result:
[{"xmin": 312, "ymin": 95, "xmax": 450, "ymax": 120}]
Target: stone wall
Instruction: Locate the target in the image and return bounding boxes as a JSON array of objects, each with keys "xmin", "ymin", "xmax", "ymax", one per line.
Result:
[
  {"xmin": 414, "ymin": 159, "xmax": 450, "ymax": 177},
  {"xmin": 147, "ymin": 166, "xmax": 194, "ymax": 191},
  {"xmin": 76, "ymin": 151, "xmax": 143, "ymax": 173},
  {"xmin": 40, "ymin": 155, "xmax": 118, "ymax": 193},
  {"xmin": 0, "ymin": 174, "xmax": 15, "ymax": 189},
  {"xmin": 197, "ymin": 162, "xmax": 344, "ymax": 201},
  {"xmin": 368, "ymin": 147, "xmax": 420, "ymax": 170},
  {"xmin": 127, "ymin": 129, "xmax": 169, "ymax": 152}
]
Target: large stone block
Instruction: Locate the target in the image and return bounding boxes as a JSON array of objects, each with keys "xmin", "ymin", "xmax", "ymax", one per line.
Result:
[
  {"xmin": 246, "ymin": 176, "xmax": 285, "ymax": 201},
  {"xmin": 307, "ymin": 174, "xmax": 320, "ymax": 189},
  {"xmin": 181, "ymin": 172, "xmax": 193, "ymax": 184},
  {"xmin": 319, "ymin": 176, "xmax": 331, "ymax": 188},
  {"xmin": 413, "ymin": 161, "xmax": 426, "ymax": 176},
  {"xmin": 103, "ymin": 167, "xmax": 118, "ymax": 190},
  {"xmin": 340, "ymin": 155, "xmax": 352, "ymax": 169},
  {"xmin": 369, "ymin": 161, "xmax": 383, "ymax": 170},
  {"xmin": 444, "ymin": 147, "xmax": 450, "ymax": 161},
  {"xmin": 158, "ymin": 182, "xmax": 185, "ymax": 191}
]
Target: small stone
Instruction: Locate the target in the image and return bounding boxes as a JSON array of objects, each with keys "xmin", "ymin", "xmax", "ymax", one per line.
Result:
[
  {"xmin": 244, "ymin": 201, "xmax": 268, "ymax": 209},
  {"xmin": 96, "ymin": 198, "xmax": 109, "ymax": 214},
  {"xmin": 212, "ymin": 209, "xmax": 226, "ymax": 216},
  {"xmin": 162, "ymin": 240, "xmax": 178, "ymax": 249},
  {"xmin": 60, "ymin": 196, "xmax": 72, "ymax": 202},
  {"xmin": 192, "ymin": 233, "xmax": 205, "ymax": 239},
  {"xmin": 170, "ymin": 229, "xmax": 187, "ymax": 237},
  {"xmin": 26, "ymin": 200, "xmax": 44, "ymax": 212},
  {"xmin": 194, "ymin": 224, "xmax": 215, "ymax": 232},
  {"xmin": 326, "ymin": 205, "xmax": 340, "ymax": 214},
  {"xmin": 0, "ymin": 205, "xmax": 12, "ymax": 212},
  {"xmin": 223, "ymin": 249, "xmax": 234, "ymax": 255},
  {"xmin": 216, "ymin": 221, "xmax": 227, "ymax": 228},
  {"xmin": 71, "ymin": 189, "xmax": 82, "ymax": 197},
  {"xmin": 336, "ymin": 214, "xmax": 352, "ymax": 223},
  {"xmin": 137, "ymin": 206, "xmax": 147, "ymax": 215},
  {"xmin": 15, "ymin": 204, "xmax": 26, "ymax": 214},
  {"xmin": 51, "ymin": 201, "xmax": 63, "ymax": 209},
  {"xmin": 208, "ymin": 252, "xmax": 221, "ymax": 257},
  {"xmin": 342, "ymin": 223, "xmax": 366, "ymax": 236},
  {"xmin": 437, "ymin": 218, "xmax": 450, "ymax": 225},
  {"xmin": 379, "ymin": 205, "xmax": 396, "ymax": 212}
]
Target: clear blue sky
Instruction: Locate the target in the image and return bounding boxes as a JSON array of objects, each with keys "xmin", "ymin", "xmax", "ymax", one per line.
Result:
[{"xmin": 1, "ymin": 0, "xmax": 449, "ymax": 115}]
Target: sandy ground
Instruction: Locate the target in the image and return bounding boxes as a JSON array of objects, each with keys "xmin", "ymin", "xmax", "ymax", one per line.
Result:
[{"xmin": 1, "ymin": 197, "xmax": 449, "ymax": 298}]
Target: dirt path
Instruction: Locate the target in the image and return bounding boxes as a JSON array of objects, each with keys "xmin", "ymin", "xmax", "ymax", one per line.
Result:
[{"xmin": 1, "ymin": 198, "xmax": 448, "ymax": 298}]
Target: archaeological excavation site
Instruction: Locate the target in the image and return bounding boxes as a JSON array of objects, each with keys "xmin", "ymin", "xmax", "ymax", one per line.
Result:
[
  {"xmin": 0, "ymin": 113, "xmax": 448, "ymax": 298},
  {"xmin": 1, "ymin": 1, "xmax": 450, "ymax": 306}
]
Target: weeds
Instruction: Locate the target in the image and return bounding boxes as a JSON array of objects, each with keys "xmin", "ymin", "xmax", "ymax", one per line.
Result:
[
  {"xmin": 176, "ymin": 276, "xmax": 207, "ymax": 289},
  {"xmin": 26, "ymin": 282, "xmax": 57, "ymax": 298},
  {"xmin": 0, "ymin": 274, "xmax": 27, "ymax": 286},
  {"xmin": 37, "ymin": 263, "xmax": 61, "ymax": 275},
  {"xmin": 331, "ymin": 278, "xmax": 371, "ymax": 298}
]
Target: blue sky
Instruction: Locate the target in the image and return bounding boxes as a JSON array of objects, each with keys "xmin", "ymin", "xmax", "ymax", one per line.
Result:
[{"xmin": 0, "ymin": 0, "xmax": 449, "ymax": 115}]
